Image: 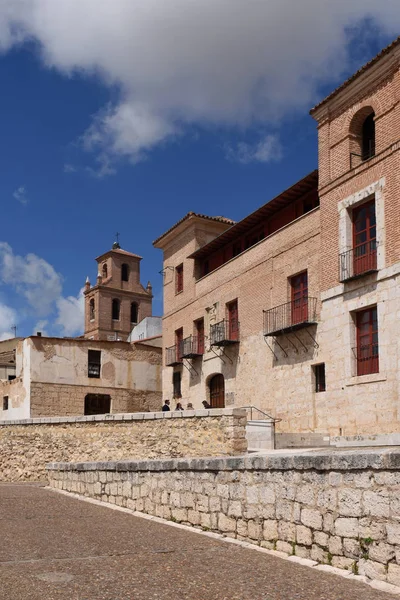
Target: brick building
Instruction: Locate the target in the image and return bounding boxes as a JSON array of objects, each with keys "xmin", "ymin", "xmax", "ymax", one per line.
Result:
[{"xmin": 154, "ymin": 37, "xmax": 400, "ymax": 441}]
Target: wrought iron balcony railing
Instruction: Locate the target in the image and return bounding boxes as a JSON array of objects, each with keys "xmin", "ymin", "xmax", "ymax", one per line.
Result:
[
  {"xmin": 165, "ymin": 344, "xmax": 182, "ymax": 366},
  {"xmin": 263, "ymin": 297, "xmax": 317, "ymax": 336},
  {"xmin": 339, "ymin": 242, "xmax": 377, "ymax": 282},
  {"xmin": 210, "ymin": 319, "xmax": 240, "ymax": 346},
  {"xmin": 181, "ymin": 335, "xmax": 204, "ymax": 358},
  {"xmin": 352, "ymin": 342, "xmax": 379, "ymax": 377}
]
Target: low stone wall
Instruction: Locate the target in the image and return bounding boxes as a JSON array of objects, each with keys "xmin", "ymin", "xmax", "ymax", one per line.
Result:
[
  {"xmin": 0, "ymin": 408, "xmax": 246, "ymax": 482},
  {"xmin": 48, "ymin": 448, "xmax": 400, "ymax": 586}
]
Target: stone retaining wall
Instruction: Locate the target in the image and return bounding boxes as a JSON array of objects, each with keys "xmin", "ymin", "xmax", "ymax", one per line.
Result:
[
  {"xmin": 0, "ymin": 408, "xmax": 246, "ymax": 482},
  {"xmin": 48, "ymin": 448, "xmax": 400, "ymax": 586}
]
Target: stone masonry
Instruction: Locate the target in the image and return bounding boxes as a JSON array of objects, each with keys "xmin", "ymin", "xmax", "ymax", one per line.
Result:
[
  {"xmin": 0, "ymin": 408, "xmax": 246, "ymax": 482},
  {"xmin": 48, "ymin": 448, "xmax": 400, "ymax": 586}
]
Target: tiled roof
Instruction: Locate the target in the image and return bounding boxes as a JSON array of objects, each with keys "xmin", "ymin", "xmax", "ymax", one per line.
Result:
[
  {"xmin": 153, "ymin": 212, "xmax": 235, "ymax": 246},
  {"xmin": 310, "ymin": 36, "xmax": 400, "ymax": 115},
  {"xmin": 96, "ymin": 248, "xmax": 142, "ymax": 262}
]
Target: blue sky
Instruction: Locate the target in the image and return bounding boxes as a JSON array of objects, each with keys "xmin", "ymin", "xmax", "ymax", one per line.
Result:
[{"xmin": 0, "ymin": 2, "xmax": 397, "ymax": 339}]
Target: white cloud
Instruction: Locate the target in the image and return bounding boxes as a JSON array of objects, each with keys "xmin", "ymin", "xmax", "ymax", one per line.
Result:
[
  {"xmin": 55, "ymin": 289, "xmax": 84, "ymax": 337},
  {"xmin": 0, "ymin": 301, "xmax": 16, "ymax": 340},
  {"xmin": 13, "ymin": 185, "xmax": 28, "ymax": 205},
  {"xmin": 0, "ymin": 1, "xmax": 399, "ymax": 169},
  {"xmin": 63, "ymin": 163, "xmax": 77, "ymax": 173},
  {"xmin": 225, "ymin": 134, "xmax": 282, "ymax": 164}
]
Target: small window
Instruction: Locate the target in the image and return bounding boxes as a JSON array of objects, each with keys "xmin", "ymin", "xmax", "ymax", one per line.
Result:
[
  {"xmin": 175, "ymin": 264, "xmax": 183, "ymax": 294},
  {"xmin": 89, "ymin": 298, "xmax": 95, "ymax": 321},
  {"xmin": 131, "ymin": 302, "xmax": 138, "ymax": 323},
  {"xmin": 355, "ymin": 306, "xmax": 379, "ymax": 376},
  {"xmin": 112, "ymin": 298, "xmax": 120, "ymax": 321},
  {"xmin": 173, "ymin": 371, "xmax": 182, "ymax": 399},
  {"xmin": 313, "ymin": 364, "xmax": 326, "ymax": 393},
  {"xmin": 121, "ymin": 263, "xmax": 129, "ymax": 282},
  {"xmin": 8, "ymin": 375, "xmax": 16, "ymax": 381},
  {"xmin": 362, "ymin": 113, "xmax": 375, "ymax": 161},
  {"xmin": 3, "ymin": 396, "xmax": 8, "ymax": 410},
  {"xmin": 102, "ymin": 263, "xmax": 108, "ymax": 279},
  {"xmin": 88, "ymin": 350, "xmax": 101, "ymax": 378},
  {"xmin": 84, "ymin": 393, "xmax": 111, "ymax": 415}
]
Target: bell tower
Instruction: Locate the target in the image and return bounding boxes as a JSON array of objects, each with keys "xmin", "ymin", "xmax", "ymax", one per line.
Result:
[{"xmin": 84, "ymin": 241, "xmax": 153, "ymax": 341}]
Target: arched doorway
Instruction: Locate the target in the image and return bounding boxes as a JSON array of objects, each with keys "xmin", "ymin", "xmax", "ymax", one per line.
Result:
[{"xmin": 209, "ymin": 374, "xmax": 225, "ymax": 408}]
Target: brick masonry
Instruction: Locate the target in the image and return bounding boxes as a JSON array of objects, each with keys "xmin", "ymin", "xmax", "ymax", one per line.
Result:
[
  {"xmin": 0, "ymin": 408, "xmax": 247, "ymax": 482},
  {"xmin": 48, "ymin": 448, "xmax": 400, "ymax": 586}
]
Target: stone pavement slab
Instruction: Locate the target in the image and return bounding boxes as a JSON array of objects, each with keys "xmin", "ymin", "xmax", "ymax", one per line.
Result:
[{"xmin": 0, "ymin": 483, "xmax": 396, "ymax": 600}]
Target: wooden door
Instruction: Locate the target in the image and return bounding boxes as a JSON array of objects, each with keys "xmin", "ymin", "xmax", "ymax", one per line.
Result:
[
  {"xmin": 209, "ymin": 374, "xmax": 225, "ymax": 408},
  {"xmin": 291, "ymin": 272, "xmax": 308, "ymax": 325},
  {"xmin": 227, "ymin": 300, "xmax": 239, "ymax": 341},
  {"xmin": 356, "ymin": 307, "xmax": 379, "ymax": 376},
  {"xmin": 175, "ymin": 328, "xmax": 183, "ymax": 362},
  {"xmin": 196, "ymin": 319, "xmax": 205, "ymax": 354},
  {"xmin": 353, "ymin": 200, "xmax": 376, "ymax": 276}
]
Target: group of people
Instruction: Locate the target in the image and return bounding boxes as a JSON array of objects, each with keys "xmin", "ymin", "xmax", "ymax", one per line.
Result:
[{"xmin": 161, "ymin": 399, "xmax": 211, "ymax": 412}]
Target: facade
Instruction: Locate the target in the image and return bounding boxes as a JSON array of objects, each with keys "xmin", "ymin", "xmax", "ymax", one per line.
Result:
[
  {"xmin": 0, "ymin": 338, "xmax": 21, "ymax": 381},
  {"xmin": 129, "ymin": 316, "xmax": 162, "ymax": 342},
  {"xmin": 84, "ymin": 243, "xmax": 153, "ymax": 342},
  {"xmin": 0, "ymin": 336, "xmax": 162, "ymax": 421},
  {"xmin": 154, "ymin": 38, "xmax": 400, "ymax": 439}
]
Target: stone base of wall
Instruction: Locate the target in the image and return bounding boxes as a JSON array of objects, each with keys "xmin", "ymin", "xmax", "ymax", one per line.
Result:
[
  {"xmin": 0, "ymin": 408, "xmax": 247, "ymax": 482},
  {"xmin": 48, "ymin": 448, "xmax": 400, "ymax": 586}
]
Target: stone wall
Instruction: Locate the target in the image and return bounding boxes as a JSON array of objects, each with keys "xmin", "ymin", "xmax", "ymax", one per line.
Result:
[
  {"xmin": 0, "ymin": 408, "xmax": 246, "ymax": 482},
  {"xmin": 48, "ymin": 448, "xmax": 400, "ymax": 585}
]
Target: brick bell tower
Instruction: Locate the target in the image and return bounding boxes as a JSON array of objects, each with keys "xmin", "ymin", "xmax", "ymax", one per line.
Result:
[{"xmin": 84, "ymin": 240, "xmax": 153, "ymax": 341}]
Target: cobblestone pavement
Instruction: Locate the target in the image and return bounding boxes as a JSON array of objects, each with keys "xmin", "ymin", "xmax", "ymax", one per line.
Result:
[{"xmin": 0, "ymin": 483, "xmax": 396, "ymax": 600}]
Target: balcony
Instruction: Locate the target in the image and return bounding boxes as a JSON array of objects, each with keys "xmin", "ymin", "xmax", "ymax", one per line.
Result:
[
  {"xmin": 352, "ymin": 342, "xmax": 379, "ymax": 376},
  {"xmin": 263, "ymin": 297, "xmax": 317, "ymax": 336},
  {"xmin": 181, "ymin": 335, "xmax": 204, "ymax": 358},
  {"xmin": 210, "ymin": 319, "xmax": 240, "ymax": 347},
  {"xmin": 165, "ymin": 344, "xmax": 182, "ymax": 366},
  {"xmin": 339, "ymin": 242, "xmax": 377, "ymax": 282}
]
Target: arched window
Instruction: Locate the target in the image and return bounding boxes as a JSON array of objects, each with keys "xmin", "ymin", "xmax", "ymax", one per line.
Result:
[
  {"xmin": 112, "ymin": 298, "xmax": 120, "ymax": 321},
  {"xmin": 131, "ymin": 302, "xmax": 138, "ymax": 323},
  {"xmin": 89, "ymin": 298, "xmax": 95, "ymax": 321},
  {"xmin": 362, "ymin": 113, "xmax": 375, "ymax": 161},
  {"xmin": 121, "ymin": 263, "xmax": 129, "ymax": 282},
  {"xmin": 349, "ymin": 107, "xmax": 375, "ymax": 167},
  {"xmin": 102, "ymin": 263, "xmax": 108, "ymax": 279}
]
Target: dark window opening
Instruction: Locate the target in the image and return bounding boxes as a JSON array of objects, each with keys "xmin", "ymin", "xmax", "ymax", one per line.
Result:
[
  {"xmin": 290, "ymin": 271, "xmax": 308, "ymax": 325},
  {"xmin": 3, "ymin": 396, "xmax": 8, "ymax": 410},
  {"xmin": 352, "ymin": 199, "xmax": 377, "ymax": 276},
  {"xmin": 89, "ymin": 298, "xmax": 95, "ymax": 321},
  {"xmin": 131, "ymin": 302, "xmax": 138, "ymax": 323},
  {"xmin": 195, "ymin": 318, "xmax": 205, "ymax": 354},
  {"xmin": 173, "ymin": 371, "xmax": 182, "ymax": 399},
  {"xmin": 102, "ymin": 263, "xmax": 108, "ymax": 279},
  {"xmin": 175, "ymin": 264, "xmax": 183, "ymax": 294},
  {"xmin": 84, "ymin": 393, "xmax": 111, "ymax": 415},
  {"xmin": 8, "ymin": 375, "xmax": 16, "ymax": 381},
  {"xmin": 313, "ymin": 364, "xmax": 326, "ymax": 393},
  {"xmin": 209, "ymin": 374, "xmax": 225, "ymax": 408},
  {"xmin": 362, "ymin": 113, "xmax": 375, "ymax": 161},
  {"xmin": 175, "ymin": 328, "xmax": 183, "ymax": 361},
  {"xmin": 112, "ymin": 298, "xmax": 120, "ymax": 321},
  {"xmin": 227, "ymin": 299, "xmax": 239, "ymax": 341},
  {"xmin": 355, "ymin": 306, "xmax": 379, "ymax": 376},
  {"xmin": 121, "ymin": 263, "xmax": 129, "ymax": 282},
  {"xmin": 88, "ymin": 349, "xmax": 101, "ymax": 378}
]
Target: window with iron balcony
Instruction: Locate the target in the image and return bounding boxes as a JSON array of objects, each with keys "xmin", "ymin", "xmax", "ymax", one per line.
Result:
[
  {"xmin": 353, "ymin": 307, "xmax": 379, "ymax": 377},
  {"xmin": 339, "ymin": 199, "xmax": 377, "ymax": 282}
]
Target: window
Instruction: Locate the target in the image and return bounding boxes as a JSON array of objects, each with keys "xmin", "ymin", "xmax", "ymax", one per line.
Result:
[
  {"xmin": 131, "ymin": 302, "xmax": 138, "ymax": 323},
  {"xmin": 355, "ymin": 307, "xmax": 379, "ymax": 376},
  {"xmin": 313, "ymin": 364, "xmax": 326, "ymax": 393},
  {"xmin": 121, "ymin": 263, "xmax": 129, "ymax": 282},
  {"xmin": 173, "ymin": 371, "xmax": 182, "ymax": 399},
  {"xmin": 227, "ymin": 300, "xmax": 239, "ymax": 341},
  {"xmin": 112, "ymin": 298, "xmax": 120, "ymax": 320},
  {"xmin": 8, "ymin": 375, "xmax": 16, "ymax": 381},
  {"xmin": 349, "ymin": 108, "xmax": 375, "ymax": 167},
  {"xmin": 175, "ymin": 264, "xmax": 183, "ymax": 294},
  {"xmin": 89, "ymin": 298, "xmax": 95, "ymax": 321},
  {"xmin": 3, "ymin": 396, "xmax": 8, "ymax": 410},
  {"xmin": 195, "ymin": 318, "xmax": 205, "ymax": 354},
  {"xmin": 84, "ymin": 394, "xmax": 111, "ymax": 415},
  {"xmin": 203, "ymin": 260, "xmax": 210, "ymax": 277},
  {"xmin": 102, "ymin": 263, "xmax": 108, "ymax": 279},
  {"xmin": 175, "ymin": 328, "xmax": 183, "ymax": 361},
  {"xmin": 291, "ymin": 272, "xmax": 308, "ymax": 324},
  {"xmin": 88, "ymin": 350, "xmax": 101, "ymax": 378},
  {"xmin": 362, "ymin": 113, "xmax": 375, "ymax": 161},
  {"xmin": 352, "ymin": 199, "xmax": 377, "ymax": 276}
]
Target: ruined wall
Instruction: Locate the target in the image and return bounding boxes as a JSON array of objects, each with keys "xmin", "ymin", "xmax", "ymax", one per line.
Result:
[
  {"xmin": 0, "ymin": 408, "xmax": 247, "ymax": 481},
  {"xmin": 48, "ymin": 448, "xmax": 400, "ymax": 586}
]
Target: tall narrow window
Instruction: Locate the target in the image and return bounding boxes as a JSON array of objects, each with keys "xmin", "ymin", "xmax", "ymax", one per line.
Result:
[
  {"xmin": 102, "ymin": 263, "xmax": 108, "ymax": 279},
  {"xmin": 353, "ymin": 200, "xmax": 377, "ymax": 276},
  {"xmin": 195, "ymin": 318, "xmax": 205, "ymax": 354},
  {"xmin": 3, "ymin": 396, "xmax": 8, "ymax": 410},
  {"xmin": 227, "ymin": 300, "xmax": 239, "ymax": 341},
  {"xmin": 131, "ymin": 302, "xmax": 138, "ymax": 323},
  {"xmin": 291, "ymin": 272, "xmax": 308, "ymax": 325},
  {"xmin": 121, "ymin": 263, "xmax": 129, "ymax": 282},
  {"xmin": 88, "ymin": 350, "xmax": 101, "ymax": 378},
  {"xmin": 89, "ymin": 298, "xmax": 95, "ymax": 321},
  {"xmin": 173, "ymin": 371, "xmax": 182, "ymax": 399},
  {"xmin": 356, "ymin": 307, "xmax": 379, "ymax": 376},
  {"xmin": 175, "ymin": 264, "xmax": 183, "ymax": 294},
  {"xmin": 112, "ymin": 298, "xmax": 120, "ymax": 321},
  {"xmin": 362, "ymin": 113, "xmax": 375, "ymax": 161},
  {"xmin": 175, "ymin": 328, "xmax": 183, "ymax": 361},
  {"xmin": 313, "ymin": 364, "xmax": 326, "ymax": 393}
]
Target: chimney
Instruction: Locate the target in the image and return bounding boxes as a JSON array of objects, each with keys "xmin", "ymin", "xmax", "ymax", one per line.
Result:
[{"xmin": 37, "ymin": 332, "xmax": 42, "ymax": 337}]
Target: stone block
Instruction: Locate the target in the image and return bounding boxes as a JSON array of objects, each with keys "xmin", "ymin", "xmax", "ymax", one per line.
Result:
[
  {"xmin": 335, "ymin": 518, "xmax": 359, "ymax": 538},
  {"xmin": 368, "ymin": 542, "xmax": 395, "ymax": 564},
  {"xmin": 323, "ymin": 513, "xmax": 334, "ymax": 534},
  {"xmin": 363, "ymin": 490, "xmax": 390, "ymax": 518},
  {"xmin": 386, "ymin": 523, "xmax": 400, "ymax": 545},
  {"xmin": 263, "ymin": 520, "xmax": 278, "ymax": 541},
  {"xmin": 301, "ymin": 508, "xmax": 322, "ymax": 530},
  {"xmin": 359, "ymin": 517, "xmax": 386, "ymax": 541},
  {"xmin": 310, "ymin": 544, "xmax": 328, "ymax": 564},
  {"xmin": 218, "ymin": 514, "xmax": 236, "ymax": 533},
  {"xmin": 296, "ymin": 525, "xmax": 312, "ymax": 546},
  {"xmin": 359, "ymin": 559, "xmax": 387, "ymax": 583},
  {"xmin": 187, "ymin": 509, "xmax": 201, "ymax": 525},
  {"xmin": 316, "ymin": 489, "xmax": 337, "ymax": 510},
  {"xmin": 331, "ymin": 556, "xmax": 354, "ymax": 570},
  {"xmin": 171, "ymin": 508, "xmax": 187, "ymax": 522},
  {"xmin": 248, "ymin": 520, "xmax": 262, "ymax": 541},
  {"xmin": 246, "ymin": 486, "xmax": 259, "ymax": 504},
  {"xmin": 338, "ymin": 489, "xmax": 362, "ymax": 517},
  {"xmin": 276, "ymin": 541, "xmax": 293, "ymax": 555},
  {"xmin": 296, "ymin": 485, "xmax": 315, "ymax": 506},
  {"xmin": 261, "ymin": 504, "xmax": 275, "ymax": 519},
  {"xmin": 278, "ymin": 521, "xmax": 296, "ymax": 543},
  {"xmin": 259, "ymin": 485, "xmax": 275, "ymax": 505},
  {"xmin": 276, "ymin": 500, "xmax": 294, "ymax": 521},
  {"xmin": 313, "ymin": 531, "xmax": 329, "ymax": 549},
  {"xmin": 237, "ymin": 519, "xmax": 248, "ymax": 538},
  {"xmin": 343, "ymin": 538, "xmax": 360, "ymax": 559},
  {"xmin": 388, "ymin": 563, "xmax": 400, "ymax": 587},
  {"xmin": 227, "ymin": 500, "xmax": 242, "ymax": 518},
  {"xmin": 328, "ymin": 472, "xmax": 342, "ymax": 486},
  {"xmin": 295, "ymin": 546, "xmax": 311, "ymax": 559},
  {"xmin": 328, "ymin": 536, "xmax": 342, "ymax": 556},
  {"xmin": 209, "ymin": 496, "xmax": 221, "ymax": 512}
]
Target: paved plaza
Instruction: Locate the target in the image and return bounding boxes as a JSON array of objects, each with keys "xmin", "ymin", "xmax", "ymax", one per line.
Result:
[{"xmin": 0, "ymin": 483, "xmax": 396, "ymax": 600}]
